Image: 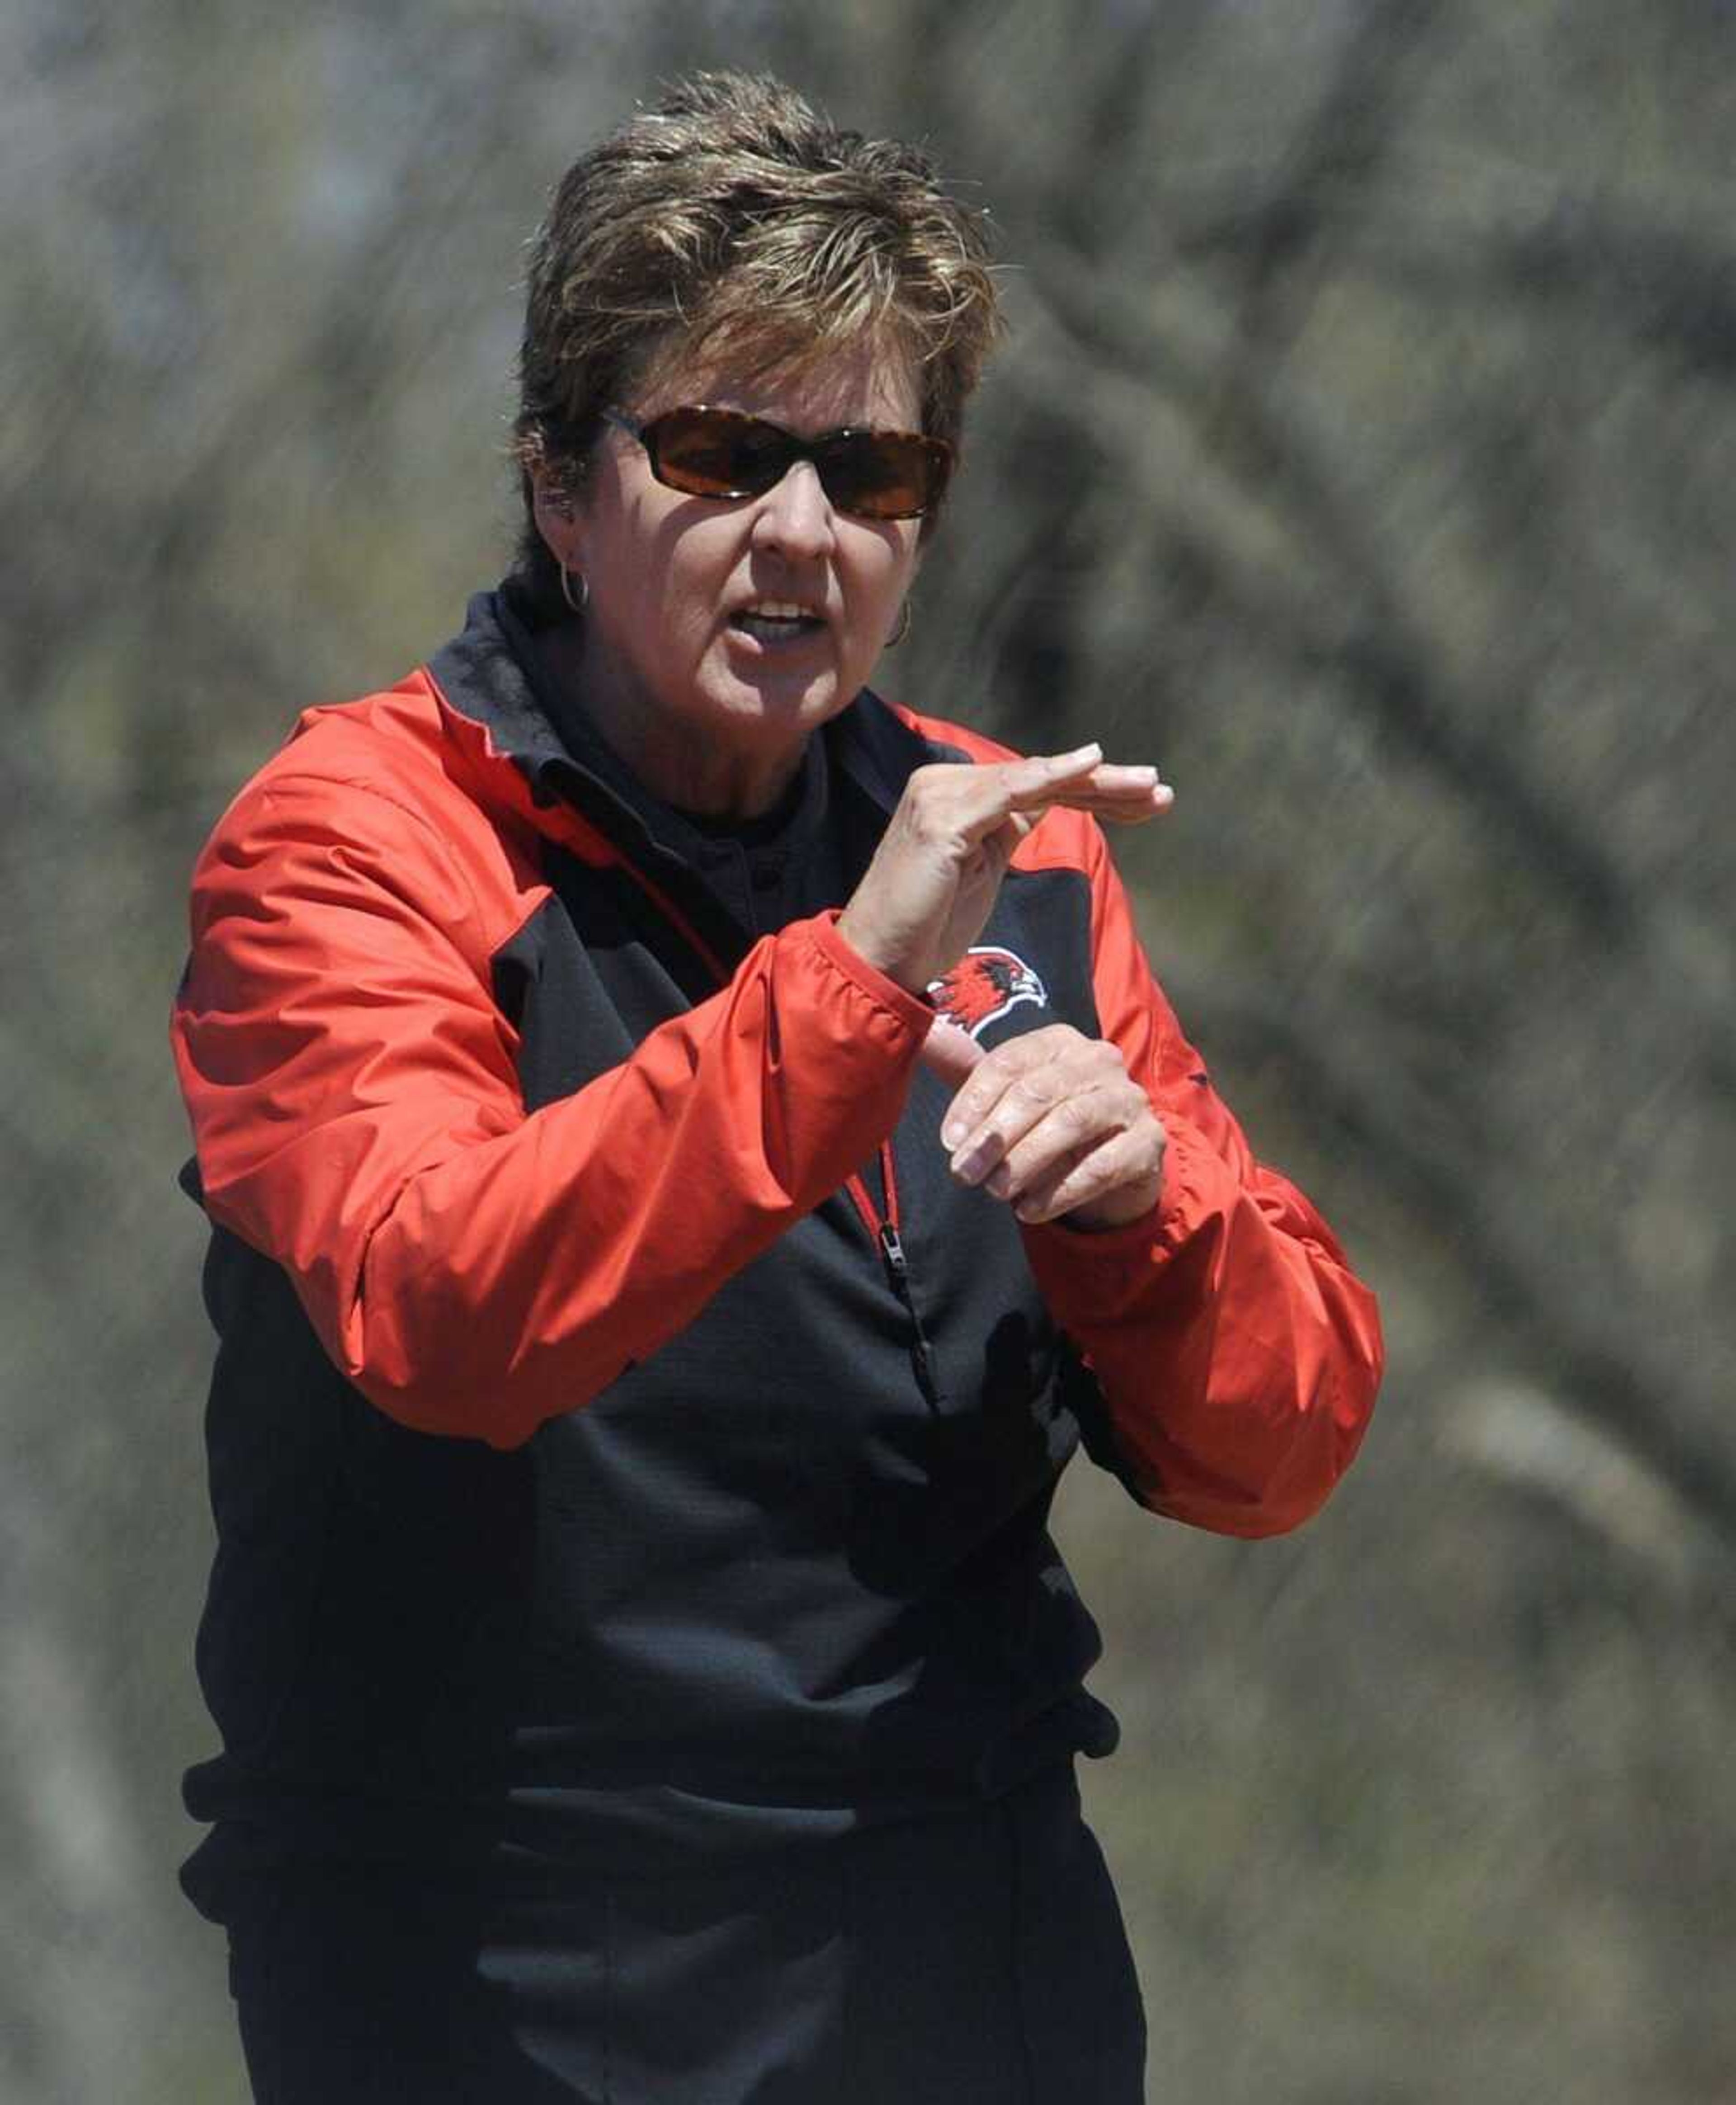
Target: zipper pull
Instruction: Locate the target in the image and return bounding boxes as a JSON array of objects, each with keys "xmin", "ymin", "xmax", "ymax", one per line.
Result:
[{"xmin": 878, "ymin": 1223, "xmax": 939, "ymax": 1406}]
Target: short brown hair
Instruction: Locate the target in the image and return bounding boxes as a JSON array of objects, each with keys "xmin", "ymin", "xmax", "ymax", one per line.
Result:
[{"xmin": 512, "ymin": 71, "xmax": 1001, "ymax": 605}]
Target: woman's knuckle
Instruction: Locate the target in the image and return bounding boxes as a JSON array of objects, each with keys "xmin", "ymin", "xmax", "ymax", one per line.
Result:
[{"xmin": 1057, "ymin": 1093, "xmax": 1096, "ymax": 1135}]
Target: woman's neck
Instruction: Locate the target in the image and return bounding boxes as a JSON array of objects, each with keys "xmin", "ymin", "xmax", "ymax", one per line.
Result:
[{"xmin": 538, "ymin": 623, "xmax": 804, "ymax": 822}]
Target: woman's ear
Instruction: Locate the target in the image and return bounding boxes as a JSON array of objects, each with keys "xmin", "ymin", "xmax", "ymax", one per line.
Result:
[{"xmin": 531, "ymin": 466, "xmax": 580, "ymax": 562}]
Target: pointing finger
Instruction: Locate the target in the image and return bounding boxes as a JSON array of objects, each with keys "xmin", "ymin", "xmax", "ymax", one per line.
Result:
[{"xmin": 920, "ymin": 1016, "xmax": 986, "ymax": 1088}]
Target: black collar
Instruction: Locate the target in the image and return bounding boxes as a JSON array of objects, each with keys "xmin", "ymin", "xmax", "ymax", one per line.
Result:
[{"xmin": 429, "ymin": 582, "xmax": 944, "ymax": 863}]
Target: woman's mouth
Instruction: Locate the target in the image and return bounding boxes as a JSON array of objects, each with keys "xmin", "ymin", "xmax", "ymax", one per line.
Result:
[{"xmin": 728, "ymin": 601, "xmax": 827, "ymax": 647}]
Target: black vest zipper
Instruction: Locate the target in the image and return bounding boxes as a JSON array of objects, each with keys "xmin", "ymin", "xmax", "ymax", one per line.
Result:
[
  {"xmin": 877, "ymin": 1218, "xmax": 940, "ymax": 1408},
  {"xmin": 848, "ymin": 1148, "xmax": 940, "ymax": 1411}
]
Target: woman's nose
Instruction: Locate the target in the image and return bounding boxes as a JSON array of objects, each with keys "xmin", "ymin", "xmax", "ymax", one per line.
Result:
[{"xmin": 751, "ymin": 459, "xmax": 836, "ymax": 560}]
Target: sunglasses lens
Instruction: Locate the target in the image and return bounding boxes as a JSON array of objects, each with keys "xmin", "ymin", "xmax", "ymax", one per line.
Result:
[
  {"xmin": 649, "ymin": 408, "xmax": 791, "ymax": 499},
  {"xmin": 638, "ymin": 408, "xmax": 950, "ymax": 518},
  {"xmin": 818, "ymin": 434, "xmax": 947, "ymax": 520}
]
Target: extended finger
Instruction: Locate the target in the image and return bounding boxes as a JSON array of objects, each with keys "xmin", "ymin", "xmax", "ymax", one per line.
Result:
[
  {"xmin": 1057, "ymin": 776, "xmax": 1175, "ymax": 823},
  {"xmin": 969, "ymin": 746, "xmax": 1104, "ymax": 814},
  {"xmin": 920, "ymin": 1016, "xmax": 986, "ymax": 1088},
  {"xmin": 925, "ymin": 752, "xmax": 1168, "ymax": 853},
  {"xmin": 1007, "ymin": 761, "xmax": 1165, "ymax": 815},
  {"xmin": 1013, "ymin": 772, "xmax": 1173, "ymax": 837},
  {"xmin": 1077, "ymin": 762, "xmax": 1167, "ymax": 796},
  {"xmin": 902, "ymin": 747, "xmax": 1101, "ymax": 857},
  {"xmin": 1021, "ymin": 743, "xmax": 1107, "ymax": 787},
  {"xmin": 1092, "ymin": 795, "xmax": 1173, "ymax": 826}
]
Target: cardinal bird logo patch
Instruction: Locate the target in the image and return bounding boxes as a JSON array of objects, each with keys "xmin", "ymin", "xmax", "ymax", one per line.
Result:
[{"xmin": 927, "ymin": 946, "xmax": 1049, "ymax": 1039}]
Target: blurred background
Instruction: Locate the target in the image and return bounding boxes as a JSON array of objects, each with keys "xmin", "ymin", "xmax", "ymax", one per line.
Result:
[{"xmin": 5, "ymin": 0, "xmax": 1734, "ymax": 2099}]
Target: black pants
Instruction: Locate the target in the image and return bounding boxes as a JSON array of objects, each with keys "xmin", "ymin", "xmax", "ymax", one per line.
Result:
[{"xmin": 226, "ymin": 1764, "xmax": 1146, "ymax": 2104}]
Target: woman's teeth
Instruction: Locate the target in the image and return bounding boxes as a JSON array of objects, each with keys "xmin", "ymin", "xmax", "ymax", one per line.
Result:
[{"xmin": 731, "ymin": 606, "xmax": 823, "ymax": 644}]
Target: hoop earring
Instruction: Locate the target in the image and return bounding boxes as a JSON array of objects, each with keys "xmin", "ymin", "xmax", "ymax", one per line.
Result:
[
  {"xmin": 559, "ymin": 563, "xmax": 589, "ymax": 616},
  {"xmin": 888, "ymin": 599, "xmax": 912, "ymax": 648}
]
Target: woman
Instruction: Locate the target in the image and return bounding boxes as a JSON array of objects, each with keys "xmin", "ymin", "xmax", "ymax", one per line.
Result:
[{"xmin": 172, "ymin": 71, "xmax": 1382, "ymax": 2104}]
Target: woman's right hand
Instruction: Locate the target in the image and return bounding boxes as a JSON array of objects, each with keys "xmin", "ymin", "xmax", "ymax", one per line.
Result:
[{"xmin": 836, "ymin": 744, "xmax": 1172, "ymax": 997}]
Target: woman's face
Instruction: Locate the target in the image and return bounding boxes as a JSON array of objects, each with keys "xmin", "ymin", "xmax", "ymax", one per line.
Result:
[{"xmin": 537, "ymin": 338, "xmax": 925, "ymax": 817}]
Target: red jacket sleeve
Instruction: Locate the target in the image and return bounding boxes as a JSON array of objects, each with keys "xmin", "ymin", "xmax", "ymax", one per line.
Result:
[
  {"xmin": 1019, "ymin": 821, "xmax": 1382, "ymax": 1537},
  {"xmin": 171, "ymin": 771, "xmax": 933, "ymax": 1449}
]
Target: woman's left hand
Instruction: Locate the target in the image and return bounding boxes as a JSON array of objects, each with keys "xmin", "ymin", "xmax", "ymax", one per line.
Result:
[{"xmin": 935, "ymin": 1024, "xmax": 1167, "ymax": 1231}]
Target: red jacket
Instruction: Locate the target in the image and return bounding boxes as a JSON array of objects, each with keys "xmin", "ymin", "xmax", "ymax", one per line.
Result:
[{"xmin": 172, "ymin": 587, "xmax": 1382, "ymax": 1898}]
